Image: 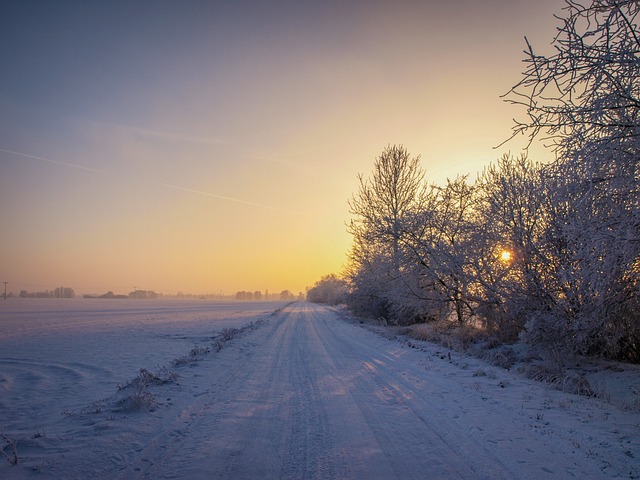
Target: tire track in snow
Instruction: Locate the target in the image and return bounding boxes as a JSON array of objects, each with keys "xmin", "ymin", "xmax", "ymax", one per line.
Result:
[
  {"xmin": 272, "ymin": 308, "xmax": 338, "ymax": 479},
  {"xmin": 101, "ymin": 302, "xmax": 613, "ymax": 479},
  {"xmin": 305, "ymin": 304, "xmax": 515, "ymax": 480},
  {"xmin": 306, "ymin": 305, "xmax": 613, "ymax": 479},
  {"xmin": 114, "ymin": 306, "xmax": 340, "ymax": 479},
  {"xmin": 112, "ymin": 314, "xmax": 289, "ymax": 479},
  {"xmin": 112, "ymin": 303, "xmax": 511, "ymax": 479}
]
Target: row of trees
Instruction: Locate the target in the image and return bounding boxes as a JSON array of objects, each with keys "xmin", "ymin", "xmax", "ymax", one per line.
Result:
[
  {"xmin": 338, "ymin": 1, "xmax": 640, "ymax": 362},
  {"xmin": 19, "ymin": 287, "xmax": 76, "ymax": 298},
  {"xmin": 235, "ymin": 290, "xmax": 263, "ymax": 301},
  {"xmin": 235, "ymin": 290, "xmax": 300, "ymax": 301}
]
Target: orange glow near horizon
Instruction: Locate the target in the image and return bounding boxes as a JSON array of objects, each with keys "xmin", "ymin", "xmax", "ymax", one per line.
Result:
[{"xmin": 0, "ymin": 1, "xmax": 560, "ymax": 297}]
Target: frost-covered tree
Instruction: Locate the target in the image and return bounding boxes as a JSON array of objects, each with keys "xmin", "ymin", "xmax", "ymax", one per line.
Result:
[
  {"xmin": 402, "ymin": 176, "xmax": 477, "ymax": 325},
  {"xmin": 520, "ymin": 154, "xmax": 640, "ymax": 360},
  {"xmin": 346, "ymin": 145, "xmax": 427, "ymax": 322},
  {"xmin": 430, "ymin": 176, "xmax": 478, "ymax": 324},
  {"xmin": 468, "ymin": 154, "xmax": 550, "ymax": 339},
  {"xmin": 505, "ymin": 0, "xmax": 640, "ymax": 360},
  {"xmin": 505, "ymin": 0, "xmax": 640, "ymax": 159},
  {"xmin": 348, "ymin": 145, "xmax": 426, "ymax": 268}
]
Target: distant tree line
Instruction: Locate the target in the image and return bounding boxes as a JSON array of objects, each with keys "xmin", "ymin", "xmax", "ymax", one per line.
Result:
[
  {"xmin": 235, "ymin": 290, "xmax": 299, "ymax": 301},
  {"xmin": 83, "ymin": 291, "xmax": 128, "ymax": 299},
  {"xmin": 311, "ymin": 1, "xmax": 640, "ymax": 363},
  {"xmin": 306, "ymin": 275, "xmax": 348, "ymax": 305},
  {"xmin": 20, "ymin": 287, "xmax": 75, "ymax": 298},
  {"xmin": 235, "ymin": 290, "xmax": 263, "ymax": 301},
  {"xmin": 82, "ymin": 290, "xmax": 159, "ymax": 299},
  {"xmin": 129, "ymin": 290, "xmax": 158, "ymax": 299}
]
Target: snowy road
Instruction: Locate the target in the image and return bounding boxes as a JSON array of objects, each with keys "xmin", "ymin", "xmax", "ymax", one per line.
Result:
[
  {"xmin": 2, "ymin": 302, "xmax": 637, "ymax": 478},
  {"xmin": 107, "ymin": 303, "xmax": 629, "ymax": 479},
  {"xmin": 115, "ymin": 302, "xmax": 513, "ymax": 479}
]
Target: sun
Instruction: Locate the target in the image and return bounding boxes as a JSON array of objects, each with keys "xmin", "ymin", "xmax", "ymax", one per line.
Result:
[{"xmin": 500, "ymin": 250, "xmax": 512, "ymax": 262}]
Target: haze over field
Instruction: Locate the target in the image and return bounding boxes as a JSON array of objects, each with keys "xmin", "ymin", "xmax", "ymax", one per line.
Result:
[{"xmin": 1, "ymin": 0, "xmax": 559, "ymax": 295}]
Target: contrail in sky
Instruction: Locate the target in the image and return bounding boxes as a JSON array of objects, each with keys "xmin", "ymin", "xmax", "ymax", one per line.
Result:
[
  {"xmin": 0, "ymin": 147, "xmax": 282, "ymax": 212},
  {"xmin": 159, "ymin": 183, "xmax": 281, "ymax": 211},
  {"xmin": 0, "ymin": 148, "xmax": 111, "ymax": 175}
]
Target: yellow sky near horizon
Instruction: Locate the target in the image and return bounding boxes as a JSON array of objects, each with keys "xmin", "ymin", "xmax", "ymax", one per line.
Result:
[{"xmin": 0, "ymin": 0, "xmax": 561, "ymax": 296}]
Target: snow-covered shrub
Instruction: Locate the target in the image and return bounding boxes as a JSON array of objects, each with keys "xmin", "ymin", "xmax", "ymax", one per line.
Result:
[
  {"xmin": 558, "ymin": 374, "xmax": 594, "ymax": 397},
  {"xmin": 344, "ymin": 235, "xmax": 393, "ymax": 320},
  {"xmin": 518, "ymin": 360, "xmax": 565, "ymax": 385},
  {"xmin": 306, "ymin": 274, "xmax": 348, "ymax": 305},
  {"xmin": 403, "ymin": 324, "xmax": 436, "ymax": 343},
  {"xmin": 520, "ymin": 312, "xmax": 569, "ymax": 356},
  {"xmin": 484, "ymin": 346, "xmax": 520, "ymax": 370}
]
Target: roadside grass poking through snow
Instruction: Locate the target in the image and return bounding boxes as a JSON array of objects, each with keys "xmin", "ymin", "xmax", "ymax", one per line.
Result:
[
  {"xmin": 173, "ymin": 345, "xmax": 211, "ymax": 366},
  {"xmin": 115, "ymin": 384, "xmax": 158, "ymax": 412},
  {"xmin": 118, "ymin": 367, "xmax": 179, "ymax": 390},
  {"xmin": 115, "ymin": 367, "xmax": 179, "ymax": 412},
  {"xmin": 112, "ymin": 316, "xmax": 270, "ymax": 414},
  {"xmin": 393, "ymin": 319, "xmax": 605, "ymax": 399},
  {"xmin": 220, "ymin": 327, "xmax": 240, "ymax": 341},
  {"xmin": 401, "ymin": 321, "xmax": 489, "ymax": 352},
  {"xmin": 483, "ymin": 346, "xmax": 520, "ymax": 370},
  {"xmin": 517, "ymin": 362, "xmax": 595, "ymax": 397},
  {"xmin": 1, "ymin": 433, "xmax": 18, "ymax": 466}
]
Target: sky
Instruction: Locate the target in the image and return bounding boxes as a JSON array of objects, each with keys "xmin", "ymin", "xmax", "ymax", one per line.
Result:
[{"xmin": 0, "ymin": 0, "xmax": 563, "ymax": 297}]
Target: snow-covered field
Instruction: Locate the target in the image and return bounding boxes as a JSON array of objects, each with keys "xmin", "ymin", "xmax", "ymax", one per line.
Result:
[{"xmin": 1, "ymin": 299, "xmax": 639, "ymax": 478}]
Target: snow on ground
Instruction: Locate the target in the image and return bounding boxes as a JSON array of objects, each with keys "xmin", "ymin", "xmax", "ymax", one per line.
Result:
[{"xmin": 0, "ymin": 300, "xmax": 639, "ymax": 479}]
